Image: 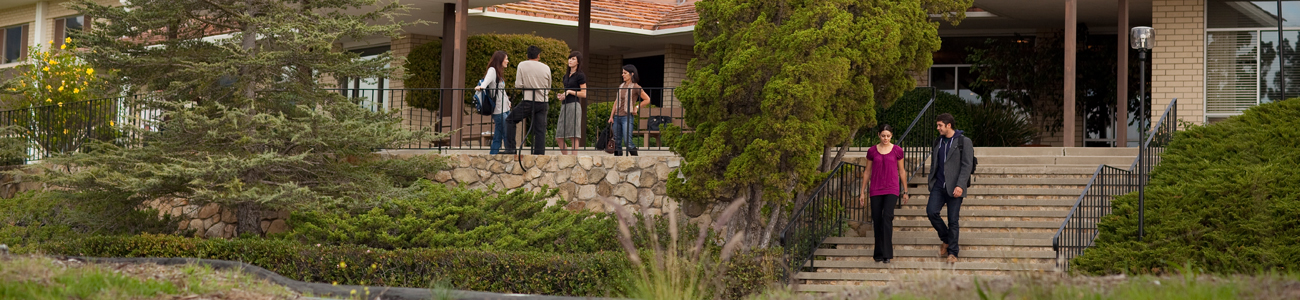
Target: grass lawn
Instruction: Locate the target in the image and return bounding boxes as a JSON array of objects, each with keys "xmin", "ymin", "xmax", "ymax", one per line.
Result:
[
  {"xmin": 754, "ymin": 271, "xmax": 1300, "ymax": 300},
  {"xmin": 0, "ymin": 255, "xmax": 301, "ymax": 300}
]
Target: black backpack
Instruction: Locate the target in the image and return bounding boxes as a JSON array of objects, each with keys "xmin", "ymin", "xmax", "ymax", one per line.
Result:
[{"xmin": 473, "ymin": 78, "xmax": 497, "ymax": 116}]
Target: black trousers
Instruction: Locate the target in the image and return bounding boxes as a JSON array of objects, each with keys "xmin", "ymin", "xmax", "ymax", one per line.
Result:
[
  {"xmin": 871, "ymin": 194, "xmax": 898, "ymax": 260},
  {"xmin": 504, "ymin": 101, "xmax": 549, "ymax": 155},
  {"xmin": 927, "ymin": 187, "xmax": 963, "ymax": 257}
]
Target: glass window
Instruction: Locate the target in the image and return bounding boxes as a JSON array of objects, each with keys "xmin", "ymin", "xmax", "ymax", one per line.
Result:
[
  {"xmin": 1205, "ymin": 31, "xmax": 1260, "ymax": 114},
  {"xmin": 1209, "ymin": 1, "xmax": 1300, "ymax": 29},
  {"xmin": 4, "ymin": 26, "xmax": 23, "ymax": 63},
  {"xmin": 930, "ymin": 67, "xmax": 956, "ymax": 90}
]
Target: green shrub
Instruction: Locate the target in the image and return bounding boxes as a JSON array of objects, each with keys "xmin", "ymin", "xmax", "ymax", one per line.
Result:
[
  {"xmin": 963, "ymin": 100, "xmax": 1036, "ymax": 147},
  {"xmin": 34, "ymin": 234, "xmax": 628, "ymax": 296},
  {"xmin": 1073, "ymin": 99, "xmax": 1300, "ymax": 275},
  {"xmin": 280, "ymin": 180, "xmax": 619, "ymax": 253},
  {"xmin": 0, "ymin": 191, "xmax": 174, "ymax": 249},
  {"xmin": 860, "ymin": 88, "xmax": 1035, "ymax": 147},
  {"xmin": 1, "ymin": 126, "xmax": 29, "ymax": 166},
  {"xmin": 405, "ymin": 34, "xmax": 571, "ymax": 111}
]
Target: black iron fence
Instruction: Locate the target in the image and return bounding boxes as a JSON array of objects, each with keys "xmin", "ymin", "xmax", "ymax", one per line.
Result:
[
  {"xmin": 0, "ymin": 94, "xmax": 163, "ymax": 163},
  {"xmin": 778, "ymin": 161, "xmax": 864, "ymax": 280},
  {"xmin": 330, "ymin": 87, "xmax": 685, "ymax": 151},
  {"xmin": 1052, "ymin": 98, "xmax": 1179, "ymax": 272}
]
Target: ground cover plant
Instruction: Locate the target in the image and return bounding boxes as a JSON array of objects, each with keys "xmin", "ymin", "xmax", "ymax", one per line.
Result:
[
  {"xmin": 0, "ymin": 255, "xmax": 299, "ymax": 300},
  {"xmin": 1073, "ymin": 99, "xmax": 1300, "ymax": 274},
  {"xmin": 752, "ymin": 270, "xmax": 1300, "ymax": 300},
  {"xmin": 281, "ymin": 180, "xmax": 619, "ymax": 253}
]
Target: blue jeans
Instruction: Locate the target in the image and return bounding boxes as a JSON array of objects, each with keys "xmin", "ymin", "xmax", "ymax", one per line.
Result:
[
  {"xmin": 927, "ymin": 187, "xmax": 962, "ymax": 257},
  {"xmin": 490, "ymin": 111, "xmax": 509, "ymax": 154},
  {"xmin": 612, "ymin": 115, "xmax": 635, "ymax": 153}
]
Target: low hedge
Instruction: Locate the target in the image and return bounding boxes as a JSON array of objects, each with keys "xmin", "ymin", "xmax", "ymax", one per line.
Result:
[
  {"xmin": 33, "ymin": 233, "xmax": 781, "ymax": 298},
  {"xmin": 35, "ymin": 234, "xmax": 628, "ymax": 296}
]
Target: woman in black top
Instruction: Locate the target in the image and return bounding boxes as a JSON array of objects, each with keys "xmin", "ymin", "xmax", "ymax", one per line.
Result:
[{"xmin": 555, "ymin": 51, "xmax": 587, "ymax": 155}]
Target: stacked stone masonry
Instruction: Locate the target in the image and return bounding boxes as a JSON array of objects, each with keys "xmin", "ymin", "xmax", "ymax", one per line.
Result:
[{"xmin": 430, "ymin": 154, "xmax": 680, "ymax": 217}]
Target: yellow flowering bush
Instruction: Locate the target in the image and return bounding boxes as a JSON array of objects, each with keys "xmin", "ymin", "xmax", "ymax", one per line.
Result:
[
  {"xmin": 2, "ymin": 38, "xmax": 116, "ymax": 157},
  {"xmin": 10, "ymin": 38, "xmax": 106, "ymax": 107}
]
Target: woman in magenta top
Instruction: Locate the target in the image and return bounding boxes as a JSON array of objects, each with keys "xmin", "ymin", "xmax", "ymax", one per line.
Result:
[{"xmin": 857, "ymin": 124, "xmax": 909, "ymax": 263}]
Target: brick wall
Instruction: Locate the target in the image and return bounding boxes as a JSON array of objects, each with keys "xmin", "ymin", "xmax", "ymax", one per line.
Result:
[
  {"xmin": 662, "ymin": 43, "xmax": 693, "ymax": 108},
  {"xmin": 586, "ymin": 53, "xmax": 623, "ymax": 103},
  {"xmin": 388, "ymin": 34, "xmax": 440, "ymax": 136},
  {"xmin": 1151, "ymin": 0, "xmax": 1205, "ymax": 126}
]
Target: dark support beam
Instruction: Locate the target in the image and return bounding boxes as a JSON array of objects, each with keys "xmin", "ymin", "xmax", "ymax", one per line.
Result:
[
  {"xmin": 1280, "ymin": 0, "xmax": 1286, "ymax": 101},
  {"xmin": 1064, "ymin": 0, "xmax": 1078, "ymax": 147},
  {"xmin": 451, "ymin": 0, "xmax": 469, "ymax": 146},
  {"xmin": 1117, "ymin": 0, "xmax": 1128, "ymax": 147},
  {"xmin": 577, "ymin": 0, "xmax": 591, "ymax": 147},
  {"xmin": 441, "ymin": 4, "xmax": 456, "ymax": 121}
]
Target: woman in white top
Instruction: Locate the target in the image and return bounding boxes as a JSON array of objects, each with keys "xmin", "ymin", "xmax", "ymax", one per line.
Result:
[{"xmin": 474, "ymin": 50, "xmax": 511, "ymax": 154}]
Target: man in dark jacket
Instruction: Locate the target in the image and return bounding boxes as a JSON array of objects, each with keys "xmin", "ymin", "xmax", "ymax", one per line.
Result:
[{"xmin": 927, "ymin": 113, "xmax": 973, "ymax": 263}]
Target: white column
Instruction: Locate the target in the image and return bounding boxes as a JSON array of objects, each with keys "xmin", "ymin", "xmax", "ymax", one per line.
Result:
[{"xmin": 33, "ymin": 1, "xmax": 47, "ymax": 51}]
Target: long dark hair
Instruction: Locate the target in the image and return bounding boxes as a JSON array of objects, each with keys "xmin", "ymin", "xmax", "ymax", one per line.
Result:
[
  {"xmin": 879, "ymin": 124, "xmax": 894, "ymax": 136},
  {"xmin": 487, "ymin": 50, "xmax": 507, "ymax": 81},
  {"xmin": 566, "ymin": 50, "xmax": 582, "ymax": 75},
  {"xmin": 621, "ymin": 64, "xmax": 640, "ymax": 84}
]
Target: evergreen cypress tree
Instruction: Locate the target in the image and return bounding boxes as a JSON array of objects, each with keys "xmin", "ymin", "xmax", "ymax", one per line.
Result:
[
  {"xmin": 29, "ymin": 0, "xmax": 443, "ymax": 236},
  {"xmin": 668, "ymin": 0, "xmax": 972, "ymax": 247}
]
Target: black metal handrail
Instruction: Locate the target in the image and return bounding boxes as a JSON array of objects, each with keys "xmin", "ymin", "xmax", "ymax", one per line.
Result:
[
  {"xmin": 778, "ymin": 161, "xmax": 864, "ymax": 281},
  {"xmin": 1052, "ymin": 98, "xmax": 1178, "ymax": 272}
]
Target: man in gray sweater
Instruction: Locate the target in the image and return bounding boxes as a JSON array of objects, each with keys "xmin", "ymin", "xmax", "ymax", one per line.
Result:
[
  {"xmin": 927, "ymin": 113, "xmax": 973, "ymax": 264},
  {"xmin": 502, "ymin": 45, "xmax": 552, "ymax": 155}
]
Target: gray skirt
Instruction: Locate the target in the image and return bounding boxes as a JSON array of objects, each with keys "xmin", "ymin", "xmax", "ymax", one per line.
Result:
[{"xmin": 556, "ymin": 102, "xmax": 583, "ymax": 138}]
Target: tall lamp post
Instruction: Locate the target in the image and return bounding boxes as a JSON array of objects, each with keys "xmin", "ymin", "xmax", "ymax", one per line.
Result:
[{"xmin": 1131, "ymin": 26, "xmax": 1154, "ymax": 242}]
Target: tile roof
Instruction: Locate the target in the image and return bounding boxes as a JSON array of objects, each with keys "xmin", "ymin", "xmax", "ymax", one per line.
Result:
[{"xmin": 480, "ymin": 0, "xmax": 698, "ymax": 31}]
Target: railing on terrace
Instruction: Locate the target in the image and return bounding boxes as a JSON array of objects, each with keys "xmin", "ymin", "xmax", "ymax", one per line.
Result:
[
  {"xmin": 0, "ymin": 94, "xmax": 163, "ymax": 163},
  {"xmin": 1052, "ymin": 98, "xmax": 1179, "ymax": 272},
  {"xmin": 330, "ymin": 87, "xmax": 685, "ymax": 151},
  {"xmin": 779, "ymin": 87, "xmax": 937, "ymax": 281}
]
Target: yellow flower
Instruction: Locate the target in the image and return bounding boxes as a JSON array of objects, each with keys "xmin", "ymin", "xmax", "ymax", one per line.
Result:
[
  {"xmin": 73, "ymin": 88, "xmax": 79, "ymax": 93},
  {"xmin": 42, "ymin": 67, "xmax": 49, "ymax": 71},
  {"xmin": 48, "ymin": 40, "xmax": 53, "ymax": 44},
  {"xmin": 370, "ymin": 263, "xmax": 377, "ymax": 269},
  {"xmin": 350, "ymin": 290, "xmax": 356, "ymax": 295},
  {"xmin": 86, "ymin": 68, "xmax": 94, "ymax": 75},
  {"xmin": 59, "ymin": 43, "xmax": 65, "ymax": 49},
  {"xmin": 108, "ymin": 121, "xmax": 113, "ymax": 126},
  {"xmin": 58, "ymin": 102, "xmax": 63, "ymax": 107},
  {"xmin": 45, "ymin": 98, "xmax": 51, "ymax": 102},
  {"xmin": 331, "ymin": 281, "xmax": 338, "ymax": 286},
  {"xmin": 58, "ymin": 86, "xmax": 64, "ymax": 92},
  {"xmin": 338, "ymin": 261, "xmax": 347, "ymax": 268},
  {"xmin": 65, "ymin": 37, "xmax": 71, "ymax": 43},
  {"xmin": 45, "ymin": 85, "xmax": 51, "ymax": 90}
]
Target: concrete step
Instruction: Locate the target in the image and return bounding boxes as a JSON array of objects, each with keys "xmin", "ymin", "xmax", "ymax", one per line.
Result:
[
  {"xmin": 890, "ymin": 220, "xmax": 1065, "ymax": 228},
  {"xmin": 823, "ymin": 236, "xmax": 1052, "ymax": 247},
  {"xmin": 891, "ymin": 209, "xmax": 1068, "ymax": 218},
  {"xmin": 815, "ymin": 248, "xmax": 1056, "ymax": 259},
  {"xmin": 908, "ymin": 177, "xmax": 1089, "ymax": 185},
  {"xmin": 829, "ymin": 231, "xmax": 1055, "ymax": 240},
  {"xmin": 871, "ymin": 198, "xmax": 1077, "ymax": 207},
  {"xmin": 904, "ymin": 187, "xmax": 1083, "ymax": 196},
  {"xmin": 799, "ymin": 260, "xmax": 1054, "ymax": 271},
  {"xmin": 967, "ymin": 147, "xmax": 1139, "ymax": 157},
  {"xmin": 816, "ymin": 249, "xmax": 1056, "ymax": 260}
]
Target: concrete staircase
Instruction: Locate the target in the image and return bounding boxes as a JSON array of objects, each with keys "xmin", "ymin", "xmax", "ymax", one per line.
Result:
[{"xmin": 793, "ymin": 147, "xmax": 1138, "ymax": 292}]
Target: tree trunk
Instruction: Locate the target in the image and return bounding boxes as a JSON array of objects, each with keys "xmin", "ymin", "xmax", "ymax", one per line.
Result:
[
  {"xmin": 760, "ymin": 184, "xmax": 798, "ymax": 248},
  {"xmin": 745, "ymin": 185, "xmax": 765, "ymax": 248},
  {"xmin": 235, "ymin": 202, "xmax": 263, "ymax": 237},
  {"xmin": 240, "ymin": 6, "xmax": 259, "ymax": 102},
  {"xmin": 819, "ymin": 145, "xmax": 834, "ymax": 172},
  {"xmin": 831, "ymin": 128, "xmax": 857, "ymax": 168}
]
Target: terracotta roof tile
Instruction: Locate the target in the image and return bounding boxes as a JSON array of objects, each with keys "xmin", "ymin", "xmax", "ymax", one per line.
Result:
[{"xmin": 481, "ymin": 0, "xmax": 698, "ymax": 31}]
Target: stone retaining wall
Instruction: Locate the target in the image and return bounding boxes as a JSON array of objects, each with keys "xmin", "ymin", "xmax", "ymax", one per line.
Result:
[
  {"xmin": 143, "ymin": 198, "xmax": 290, "ymax": 239},
  {"xmin": 429, "ymin": 154, "xmax": 681, "ymax": 217}
]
